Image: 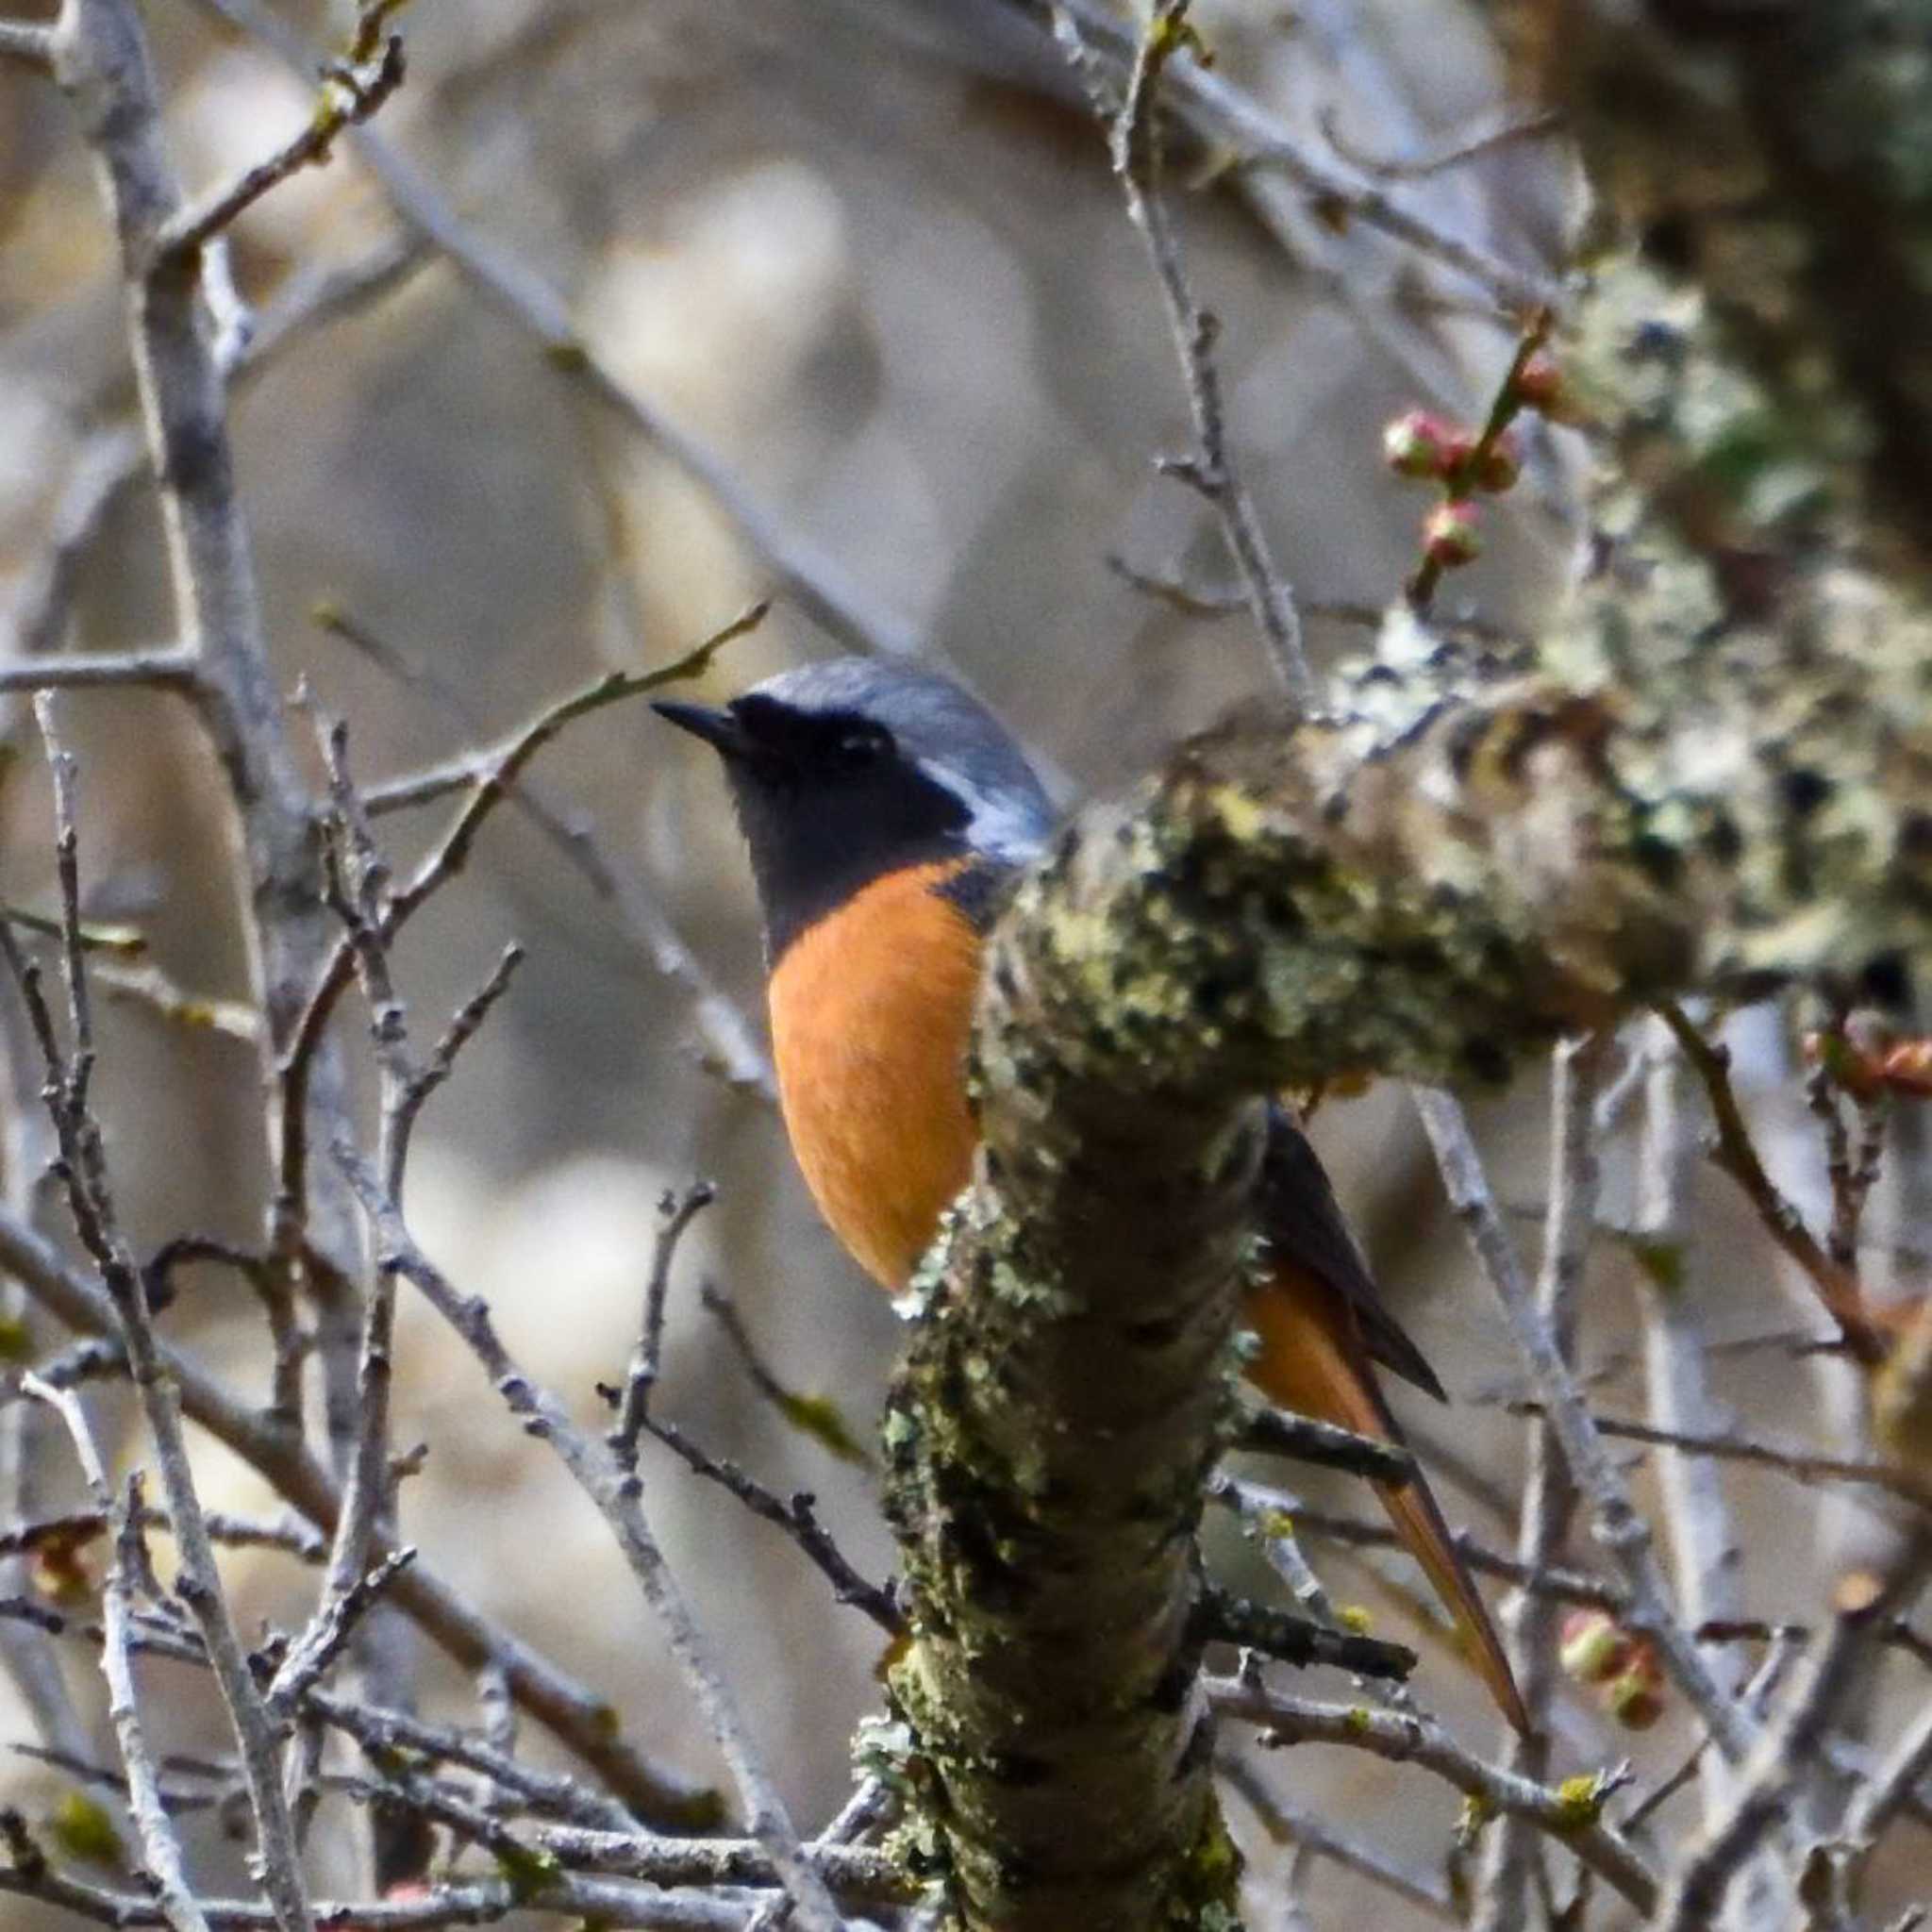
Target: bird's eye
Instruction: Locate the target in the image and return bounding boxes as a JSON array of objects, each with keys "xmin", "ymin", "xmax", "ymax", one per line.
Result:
[{"xmin": 836, "ymin": 728, "xmax": 886, "ymax": 766}]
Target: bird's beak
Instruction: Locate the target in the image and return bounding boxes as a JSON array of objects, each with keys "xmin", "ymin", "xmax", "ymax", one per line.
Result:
[{"xmin": 652, "ymin": 700, "xmax": 744, "ymax": 758}]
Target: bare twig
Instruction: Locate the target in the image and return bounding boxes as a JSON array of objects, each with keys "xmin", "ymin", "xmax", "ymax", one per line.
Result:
[
  {"xmin": 743, "ymin": 1781, "xmax": 895, "ymax": 1932},
  {"xmin": 0, "ymin": 647, "xmax": 199, "ymax": 692},
  {"xmin": 265, "ymin": 1547, "xmax": 417, "ymax": 1718},
  {"xmin": 155, "ymin": 30, "xmax": 406, "ymax": 264},
  {"xmin": 299, "ymin": 1682, "xmax": 633, "ymax": 1833},
  {"xmin": 1655, "ymin": 1532, "xmax": 1932, "ymax": 1932},
  {"xmin": 640, "ymin": 1415, "xmax": 901, "ymax": 1638},
  {"xmin": 339, "ymin": 1765, "xmax": 911, "ymax": 1907},
  {"xmin": 3, "ymin": 702, "xmax": 315, "ymax": 1932},
  {"xmin": 1055, "ymin": 0, "xmax": 1313, "ymax": 707},
  {"xmin": 0, "ymin": 1852, "xmax": 772, "ymax": 1929},
  {"xmin": 608, "ymin": 1182, "xmax": 718, "ymax": 1457},
  {"xmin": 1234, "ymin": 1401, "xmax": 1417, "ymax": 1484},
  {"xmin": 332, "ymin": 1148, "xmax": 844, "ymax": 1932},
  {"xmin": 1657, "ymin": 1001, "xmax": 1884, "ymax": 1361},
  {"xmin": 1217, "ymin": 1481, "xmax": 1621, "ymax": 1616},
  {"xmin": 696, "ymin": 1285, "xmax": 874, "ymax": 1469},
  {"xmin": 1633, "ymin": 1014, "xmax": 1784, "ymax": 1912},
  {"xmin": 24, "ymin": 1377, "xmax": 207, "ymax": 1932},
  {"xmin": 1193, "ymin": 1582, "xmax": 1417, "ymax": 1681},
  {"xmin": 1842, "ymin": 1683, "xmax": 1932, "ymax": 1842},
  {"xmin": 1496, "ymin": 1403, "xmax": 1929, "ymax": 1507},
  {"xmin": 92, "ymin": 958, "xmax": 262, "ymax": 1043},
  {"xmin": 1212, "ymin": 1675, "xmax": 1657, "ymax": 1910},
  {"xmin": 1319, "ymin": 103, "xmax": 1566, "ymax": 182},
  {"xmin": 1474, "ymin": 1034, "xmax": 1602, "ymax": 1931},
  {"xmin": 1220, "ymin": 1753, "xmax": 1457, "ymax": 1924},
  {"xmin": 1412, "ymin": 1086, "xmax": 1757, "ymax": 1761},
  {"xmin": 315, "ymin": 602, "xmax": 772, "ymax": 1097},
  {"xmin": 276, "ymin": 603, "xmax": 768, "ymax": 1238}
]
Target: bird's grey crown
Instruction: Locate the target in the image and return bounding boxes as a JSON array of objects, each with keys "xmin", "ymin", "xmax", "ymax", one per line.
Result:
[{"xmin": 749, "ymin": 657, "xmax": 1055, "ymax": 864}]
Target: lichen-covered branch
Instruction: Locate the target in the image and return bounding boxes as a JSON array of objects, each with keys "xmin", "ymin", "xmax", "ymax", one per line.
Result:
[
  {"xmin": 880, "ymin": 424, "xmax": 1932, "ymax": 1930},
  {"xmin": 1482, "ymin": 0, "xmax": 1932, "ymax": 584}
]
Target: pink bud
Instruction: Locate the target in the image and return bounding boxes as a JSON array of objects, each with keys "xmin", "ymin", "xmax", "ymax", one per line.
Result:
[
  {"xmin": 1382, "ymin": 409, "xmax": 1457, "ymax": 480},
  {"xmin": 1515, "ymin": 354, "xmax": 1583, "ymax": 425},
  {"xmin": 1422, "ymin": 498, "xmax": 1482, "ymax": 568},
  {"xmin": 1558, "ymin": 1609, "xmax": 1630, "ymax": 1685}
]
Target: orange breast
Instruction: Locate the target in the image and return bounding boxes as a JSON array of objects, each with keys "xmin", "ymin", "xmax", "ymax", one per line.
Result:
[{"xmin": 767, "ymin": 861, "xmax": 985, "ymax": 1290}]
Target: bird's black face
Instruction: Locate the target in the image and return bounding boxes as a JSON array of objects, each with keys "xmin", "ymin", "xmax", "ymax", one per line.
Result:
[{"xmin": 655, "ymin": 691, "xmax": 974, "ymax": 960}]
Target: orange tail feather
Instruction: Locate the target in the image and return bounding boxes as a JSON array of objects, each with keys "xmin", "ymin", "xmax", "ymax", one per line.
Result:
[{"xmin": 1244, "ymin": 1272, "xmax": 1530, "ymax": 1735}]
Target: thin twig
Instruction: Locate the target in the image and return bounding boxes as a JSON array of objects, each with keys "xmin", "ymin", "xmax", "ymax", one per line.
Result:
[
  {"xmin": 1657, "ymin": 1001, "xmax": 1883, "ymax": 1362},
  {"xmin": 6, "ymin": 700, "xmax": 315, "ymax": 1932},
  {"xmin": 1654, "ymin": 1531, "xmax": 1932, "ymax": 1932},
  {"xmin": 697, "ymin": 1285, "xmax": 874, "ymax": 1468},
  {"xmin": 265, "ymin": 1547, "xmax": 417, "ymax": 1718},
  {"xmin": 1475, "ymin": 1034, "xmax": 1603, "ymax": 1931},
  {"xmin": 0, "ymin": 648, "xmax": 199, "ymax": 692},
  {"xmin": 609, "ymin": 1182, "xmax": 718, "ymax": 1457},
  {"xmin": 1212, "ymin": 1675, "xmax": 1657, "ymax": 1911},
  {"xmin": 641, "ymin": 1414, "xmax": 900, "ymax": 1637},
  {"xmin": 1055, "ymin": 0, "xmax": 1313, "ymax": 707},
  {"xmin": 0, "ymin": 1851, "xmax": 772, "ymax": 1929},
  {"xmin": 1411, "ymin": 1086, "xmax": 1757, "ymax": 1761},
  {"xmin": 1496, "ymin": 1403, "xmax": 1930, "ymax": 1507},
  {"xmin": 1220, "ymin": 1753, "xmax": 1457, "ymax": 1924},
  {"xmin": 333, "ymin": 1148, "xmax": 844, "ymax": 1932},
  {"xmin": 24, "ymin": 1378, "xmax": 207, "ymax": 1932},
  {"xmin": 1318, "ymin": 103, "xmax": 1566, "ymax": 182},
  {"xmin": 276, "ymin": 603, "xmax": 768, "ymax": 1240},
  {"xmin": 315, "ymin": 601, "xmax": 771, "ymax": 1097},
  {"xmin": 1235, "ymin": 1402, "xmax": 1416, "ymax": 1484},
  {"xmin": 1194, "ymin": 1581, "xmax": 1417, "ymax": 1681},
  {"xmin": 155, "ymin": 30, "xmax": 406, "ymax": 264}
]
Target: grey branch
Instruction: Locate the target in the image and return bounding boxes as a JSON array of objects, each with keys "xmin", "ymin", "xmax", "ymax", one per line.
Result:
[
  {"xmin": 1211, "ymin": 1675, "xmax": 1657, "ymax": 1912},
  {"xmin": 1055, "ymin": 0, "xmax": 1311, "ymax": 708},
  {"xmin": 25, "ymin": 1377, "xmax": 208, "ymax": 1932},
  {"xmin": 332, "ymin": 1149, "xmax": 845, "ymax": 1932},
  {"xmin": 1414, "ymin": 1087, "xmax": 1756, "ymax": 1763},
  {"xmin": 1474, "ymin": 1034, "xmax": 1604, "ymax": 1931}
]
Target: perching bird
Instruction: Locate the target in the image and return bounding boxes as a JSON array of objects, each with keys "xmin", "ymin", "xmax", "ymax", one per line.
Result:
[{"xmin": 656, "ymin": 657, "xmax": 1526, "ymax": 1730}]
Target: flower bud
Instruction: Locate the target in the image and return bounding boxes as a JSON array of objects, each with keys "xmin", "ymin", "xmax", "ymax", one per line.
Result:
[
  {"xmin": 1558, "ymin": 1608, "xmax": 1629, "ymax": 1684},
  {"xmin": 1605, "ymin": 1659, "xmax": 1665, "ymax": 1729},
  {"xmin": 1515, "ymin": 353, "xmax": 1583, "ymax": 425},
  {"xmin": 1383, "ymin": 409, "xmax": 1457, "ymax": 479},
  {"xmin": 1422, "ymin": 498, "xmax": 1482, "ymax": 568}
]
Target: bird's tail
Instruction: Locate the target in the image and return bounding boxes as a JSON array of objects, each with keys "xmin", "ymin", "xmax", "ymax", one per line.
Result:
[{"xmin": 1243, "ymin": 1273, "xmax": 1530, "ymax": 1736}]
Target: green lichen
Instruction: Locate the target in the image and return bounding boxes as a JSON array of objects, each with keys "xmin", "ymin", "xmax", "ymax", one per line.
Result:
[
  {"xmin": 1554, "ymin": 1772, "xmax": 1613, "ymax": 1830},
  {"xmin": 493, "ymin": 1839, "xmax": 562, "ymax": 1902}
]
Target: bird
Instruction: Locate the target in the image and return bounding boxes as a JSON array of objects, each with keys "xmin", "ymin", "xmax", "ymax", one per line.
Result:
[{"xmin": 656, "ymin": 656, "xmax": 1527, "ymax": 1731}]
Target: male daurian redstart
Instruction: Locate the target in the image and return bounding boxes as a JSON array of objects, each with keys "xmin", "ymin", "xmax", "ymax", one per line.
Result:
[{"xmin": 657, "ymin": 658, "xmax": 1527, "ymax": 1730}]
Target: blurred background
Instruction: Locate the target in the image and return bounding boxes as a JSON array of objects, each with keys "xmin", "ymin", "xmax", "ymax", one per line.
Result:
[{"xmin": 3, "ymin": 1, "xmax": 1927, "ymax": 1925}]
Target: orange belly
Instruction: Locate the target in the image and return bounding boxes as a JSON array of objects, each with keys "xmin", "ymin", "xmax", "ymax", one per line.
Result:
[{"xmin": 767, "ymin": 861, "xmax": 984, "ymax": 1289}]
